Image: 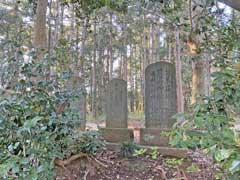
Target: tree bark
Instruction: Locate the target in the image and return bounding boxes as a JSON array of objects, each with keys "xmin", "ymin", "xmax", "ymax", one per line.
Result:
[
  {"xmin": 33, "ymin": 0, "xmax": 48, "ymax": 49},
  {"xmin": 109, "ymin": 13, "xmax": 113, "ymax": 80},
  {"xmin": 129, "ymin": 45, "xmax": 134, "ymax": 112},
  {"xmin": 71, "ymin": 19, "xmax": 88, "ymax": 130},
  {"xmin": 122, "ymin": 16, "xmax": 128, "ymax": 81},
  {"xmin": 175, "ymin": 28, "xmax": 184, "ymax": 112},
  {"xmin": 191, "ymin": 61, "xmax": 205, "ymax": 104},
  {"xmin": 150, "ymin": 24, "xmax": 155, "ymax": 63},
  {"xmin": 189, "ymin": 0, "xmax": 210, "ymax": 104},
  {"xmin": 92, "ymin": 21, "xmax": 97, "ymax": 119}
]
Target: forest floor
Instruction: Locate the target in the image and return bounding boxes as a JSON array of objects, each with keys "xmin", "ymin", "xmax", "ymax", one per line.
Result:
[
  {"xmin": 55, "ymin": 118, "xmax": 216, "ymax": 180},
  {"xmin": 55, "ymin": 147, "xmax": 216, "ymax": 180}
]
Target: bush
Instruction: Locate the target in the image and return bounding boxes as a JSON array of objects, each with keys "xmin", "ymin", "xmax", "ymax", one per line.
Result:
[
  {"xmin": 0, "ymin": 62, "xmax": 80, "ymax": 179},
  {"xmin": 169, "ymin": 65, "xmax": 240, "ymax": 180},
  {"xmin": 73, "ymin": 131, "xmax": 104, "ymax": 155},
  {"xmin": 120, "ymin": 141, "xmax": 140, "ymax": 158}
]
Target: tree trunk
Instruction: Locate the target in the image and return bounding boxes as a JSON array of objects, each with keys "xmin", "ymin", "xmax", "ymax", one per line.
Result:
[
  {"xmin": 190, "ymin": 0, "xmax": 210, "ymax": 105},
  {"xmin": 98, "ymin": 47, "xmax": 105, "ymax": 115},
  {"xmin": 53, "ymin": 0, "xmax": 60, "ymax": 46},
  {"xmin": 175, "ymin": 28, "xmax": 184, "ymax": 112},
  {"xmin": 149, "ymin": 24, "xmax": 155, "ymax": 63},
  {"xmin": 122, "ymin": 16, "xmax": 128, "ymax": 81},
  {"xmin": 46, "ymin": 0, "xmax": 53, "ymax": 80},
  {"xmin": 191, "ymin": 61, "xmax": 205, "ymax": 104},
  {"xmin": 92, "ymin": 21, "xmax": 97, "ymax": 119},
  {"xmin": 142, "ymin": 14, "xmax": 147, "ymax": 100},
  {"xmin": 74, "ymin": 19, "xmax": 88, "ymax": 130},
  {"xmin": 109, "ymin": 13, "xmax": 113, "ymax": 80},
  {"xmin": 60, "ymin": 3, "xmax": 64, "ymax": 36},
  {"xmin": 134, "ymin": 46, "xmax": 139, "ymax": 112},
  {"xmin": 33, "ymin": 0, "xmax": 48, "ymax": 49},
  {"xmin": 129, "ymin": 45, "xmax": 134, "ymax": 112}
]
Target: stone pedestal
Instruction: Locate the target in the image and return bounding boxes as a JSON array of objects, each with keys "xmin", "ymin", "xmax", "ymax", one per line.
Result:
[
  {"xmin": 103, "ymin": 79, "xmax": 133, "ymax": 143},
  {"xmin": 140, "ymin": 128, "xmax": 170, "ymax": 146},
  {"xmin": 102, "ymin": 128, "xmax": 134, "ymax": 143},
  {"xmin": 140, "ymin": 62, "xmax": 177, "ymax": 146}
]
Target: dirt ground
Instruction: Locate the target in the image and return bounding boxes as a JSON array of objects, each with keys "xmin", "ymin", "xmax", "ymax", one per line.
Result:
[
  {"xmin": 55, "ymin": 148, "xmax": 216, "ymax": 180},
  {"xmin": 55, "ymin": 119, "xmax": 216, "ymax": 180}
]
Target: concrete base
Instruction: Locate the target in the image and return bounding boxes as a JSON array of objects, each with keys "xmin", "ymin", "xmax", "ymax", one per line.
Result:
[
  {"xmin": 140, "ymin": 128, "xmax": 170, "ymax": 146},
  {"xmin": 102, "ymin": 128, "xmax": 134, "ymax": 143}
]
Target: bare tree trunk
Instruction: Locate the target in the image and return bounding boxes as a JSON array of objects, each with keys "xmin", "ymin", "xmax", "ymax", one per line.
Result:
[
  {"xmin": 46, "ymin": 0, "xmax": 53, "ymax": 80},
  {"xmin": 53, "ymin": 0, "xmax": 60, "ymax": 46},
  {"xmin": 142, "ymin": 14, "xmax": 147, "ymax": 100},
  {"xmin": 155, "ymin": 27, "xmax": 160, "ymax": 62},
  {"xmin": 168, "ymin": 37, "xmax": 172, "ymax": 62},
  {"xmin": 98, "ymin": 47, "xmax": 105, "ymax": 115},
  {"xmin": 92, "ymin": 21, "xmax": 97, "ymax": 119},
  {"xmin": 189, "ymin": 0, "xmax": 210, "ymax": 104},
  {"xmin": 9, "ymin": 2, "xmax": 20, "ymax": 89},
  {"xmin": 33, "ymin": 0, "xmax": 48, "ymax": 82},
  {"xmin": 134, "ymin": 45, "xmax": 139, "ymax": 112},
  {"xmin": 191, "ymin": 61, "xmax": 205, "ymax": 104},
  {"xmin": 150, "ymin": 24, "xmax": 155, "ymax": 63},
  {"xmin": 119, "ymin": 51, "xmax": 123, "ymax": 78},
  {"xmin": 140, "ymin": 36, "xmax": 144, "ymax": 97},
  {"xmin": 109, "ymin": 13, "xmax": 113, "ymax": 80},
  {"xmin": 175, "ymin": 28, "xmax": 184, "ymax": 112},
  {"xmin": 60, "ymin": 3, "xmax": 64, "ymax": 36},
  {"xmin": 129, "ymin": 45, "xmax": 134, "ymax": 112},
  {"xmin": 75, "ymin": 19, "xmax": 88, "ymax": 130},
  {"xmin": 33, "ymin": 0, "xmax": 48, "ymax": 49},
  {"xmin": 122, "ymin": 16, "xmax": 128, "ymax": 81},
  {"xmin": 106, "ymin": 48, "xmax": 110, "ymax": 82}
]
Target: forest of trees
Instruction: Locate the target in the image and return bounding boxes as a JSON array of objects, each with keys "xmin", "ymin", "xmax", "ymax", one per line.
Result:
[
  {"xmin": 0, "ymin": 0, "xmax": 240, "ymax": 179},
  {"xmin": 1, "ymin": 0, "xmax": 239, "ymax": 116}
]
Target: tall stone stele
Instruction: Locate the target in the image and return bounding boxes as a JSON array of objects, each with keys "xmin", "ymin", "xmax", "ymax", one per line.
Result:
[
  {"xmin": 102, "ymin": 79, "xmax": 133, "ymax": 143},
  {"xmin": 140, "ymin": 62, "xmax": 177, "ymax": 146}
]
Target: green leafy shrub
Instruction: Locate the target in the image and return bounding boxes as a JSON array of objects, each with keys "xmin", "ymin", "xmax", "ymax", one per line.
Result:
[
  {"xmin": 164, "ymin": 158, "xmax": 183, "ymax": 168},
  {"xmin": 133, "ymin": 148, "xmax": 147, "ymax": 156},
  {"xmin": 73, "ymin": 131, "xmax": 104, "ymax": 155},
  {"xmin": 169, "ymin": 65, "xmax": 240, "ymax": 179},
  {"xmin": 148, "ymin": 147, "xmax": 159, "ymax": 160},
  {"xmin": 120, "ymin": 141, "xmax": 140, "ymax": 158},
  {"xmin": 0, "ymin": 61, "xmax": 80, "ymax": 179}
]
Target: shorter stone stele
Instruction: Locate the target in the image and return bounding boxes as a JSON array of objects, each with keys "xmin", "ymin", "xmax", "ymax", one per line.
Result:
[{"xmin": 102, "ymin": 79, "xmax": 133, "ymax": 143}]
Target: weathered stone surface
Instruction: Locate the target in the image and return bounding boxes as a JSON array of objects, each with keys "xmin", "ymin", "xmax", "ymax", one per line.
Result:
[
  {"xmin": 140, "ymin": 62, "xmax": 177, "ymax": 146},
  {"xmin": 102, "ymin": 128, "xmax": 134, "ymax": 143},
  {"xmin": 105, "ymin": 78, "xmax": 128, "ymax": 128},
  {"xmin": 103, "ymin": 79, "xmax": 133, "ymax": 143},
  {"xmin": 140, "ymin": 128, "xmax": 170, "ymax": 146},
  {"xmin": 145, "ymin": 62, "xmax": 177, "ymax": 128}
]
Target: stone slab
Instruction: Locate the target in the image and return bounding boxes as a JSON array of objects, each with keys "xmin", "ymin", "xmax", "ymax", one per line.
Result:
[
  {"xmin": 105, "ymin": 143, "xmax": 188, "ymax": 158},
  {"xmin": 140, "ymin": 128, "xmax": 170, "ymax": 146},
  {"xmin": 102, "ymin": 128, "xmax": 134, "ymax": 143},
  {"xmin": 105, "ymin": 79, "xmax": 128, "ymax": 128},
  {"xmin": 145, "ymin": 62, "xmax": 177, "ymax": 128}
]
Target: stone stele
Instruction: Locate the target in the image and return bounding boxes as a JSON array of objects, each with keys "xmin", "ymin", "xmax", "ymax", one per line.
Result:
[
  {"xmin": 140, "ymin": 62, "xmax": 177, "ymax": 146},
  {"xmin": 102, "ymin": 78, "xmax": 133, "ymax": 143}
]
